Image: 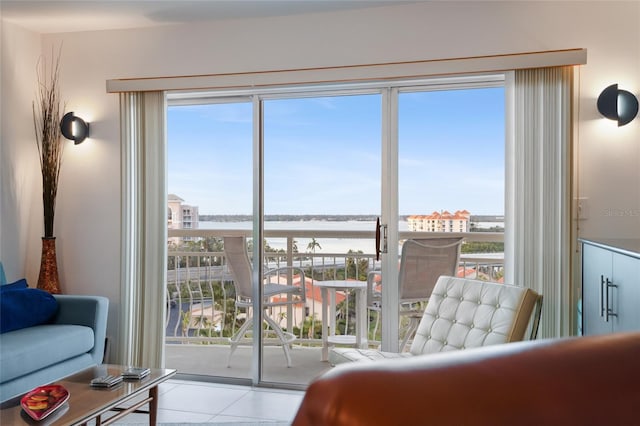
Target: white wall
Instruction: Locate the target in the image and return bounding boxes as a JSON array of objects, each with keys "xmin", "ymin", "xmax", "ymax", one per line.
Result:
[
  {"xmin": 2, "ymin": 1, "xmax": 639, "ymax": 359},
  {"xmin": 0, "ymin": 21, "xmax": 41, "ymax": 282}
]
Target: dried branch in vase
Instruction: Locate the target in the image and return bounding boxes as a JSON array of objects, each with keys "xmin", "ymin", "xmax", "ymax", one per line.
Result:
[{"xmin": 32, "ymin": 47, "xmax": 65, "ymax": 238}]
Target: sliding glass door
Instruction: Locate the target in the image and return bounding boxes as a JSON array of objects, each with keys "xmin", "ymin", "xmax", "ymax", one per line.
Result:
[
  {"xmin": 261, "ymin": 93, "xmax": 382, "ymax": 383},
  {"xmin": 397, "ymin": 86, "xmax": 506, "ymax": 274},
  {"xmin": 166, "ymin": 99, "xmax": 254, "ymax": 381},
  {"xmin": 164, "ymin": 75, "xmax": 505, "ymax": 387}
]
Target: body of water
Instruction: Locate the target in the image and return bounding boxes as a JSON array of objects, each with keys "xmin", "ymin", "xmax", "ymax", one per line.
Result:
[{"xmin": 198, "ymin": 220, "xmax": 410, "ymax": 254}]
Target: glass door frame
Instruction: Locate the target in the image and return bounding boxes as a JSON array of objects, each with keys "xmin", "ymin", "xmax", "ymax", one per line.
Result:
[
  {"xmin": 166, "ymin": 72, "xmax": 506, "ymax": 385},
  {"xmin": 252, "ymin": 96, "xmax": 264, "ymax": 384},
  {"xmin": 380, "ymin": 87, "xmax": 400, "ymax": 351},
  {"xmin": 253, "ymin": 88, "xmax": 384, "ymax": 383}
]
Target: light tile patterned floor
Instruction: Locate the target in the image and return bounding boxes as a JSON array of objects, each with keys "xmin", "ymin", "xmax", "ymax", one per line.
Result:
[{"xmin": 114, "ymin": 379, "xmax": 304, "ymax": 425}]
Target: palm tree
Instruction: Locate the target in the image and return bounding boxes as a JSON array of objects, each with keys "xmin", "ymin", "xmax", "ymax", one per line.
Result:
[
  {"xmin": 307, "ymin": 238, "xmax": 321, "ymax": 253},
  {"xmin": 306, "ymin": 238, "xmax": 322, "ymax": 281}
]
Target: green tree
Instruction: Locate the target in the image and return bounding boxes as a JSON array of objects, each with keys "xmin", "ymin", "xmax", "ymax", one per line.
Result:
[
  {"xmin": 307, "ymin": 238, "xmax": 322, "ymax": 253},
  {"xmin": 461, "ymin": 241, "xmax": 504, "ymax": 253},
  {"xmin": 345, "ymin": 250, "xmax": 369, "ymax": 281},
  {"xmin": 297, "ymin": 316, "xmax": 323, "ymax": 339},
  {"xmin": 180, "ymin": 311, "xmax": 191, "ymax": 337}
]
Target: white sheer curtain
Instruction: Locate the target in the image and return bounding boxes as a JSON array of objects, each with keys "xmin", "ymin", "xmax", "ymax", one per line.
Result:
[
  {"xmin": 119, "ymin": 91, "xmax": 167, "ymax": 368},
  {"xmin": 507, "ymin": 66, "xmax": 574, "ymax": 339},
  {"xmin": 114, "ymin": 63, "xmax": 578, "ymax": 367}
]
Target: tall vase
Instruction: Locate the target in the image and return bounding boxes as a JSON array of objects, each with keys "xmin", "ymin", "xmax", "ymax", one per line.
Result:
[{"xmin": 37, "ymin": 237, "xmax": 61, "ymax": 294}]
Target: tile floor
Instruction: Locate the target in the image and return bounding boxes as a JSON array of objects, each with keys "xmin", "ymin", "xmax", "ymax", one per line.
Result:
[{"xmin": 113, "ymin": 379, "xmax": 304, "ymax": 425}]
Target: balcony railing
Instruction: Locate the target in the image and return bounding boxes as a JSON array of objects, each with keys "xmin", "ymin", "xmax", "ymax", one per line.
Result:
[{"xmin": 166, "ymin": 228, "xmax": 504, "ymax": 349}]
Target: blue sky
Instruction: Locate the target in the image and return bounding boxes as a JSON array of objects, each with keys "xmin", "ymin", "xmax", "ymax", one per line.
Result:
[{"xmin": 168, "ymin": 87, "xmax": 504, "ymax": 216}]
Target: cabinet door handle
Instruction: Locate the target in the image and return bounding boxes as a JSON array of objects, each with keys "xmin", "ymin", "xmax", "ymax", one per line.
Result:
[
  {"xmin": 600, "ymin": 275, "xmax": 605, "ymax": 317},
  {"xmin": 605, "ymin": 278, "xmax": 618, "ymax": 322}
]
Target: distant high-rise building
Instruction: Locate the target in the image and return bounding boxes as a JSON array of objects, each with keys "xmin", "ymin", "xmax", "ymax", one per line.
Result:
[
  {"xmin": 168, "ymin": 194, "xmax": 199, "ymax": 245},
  {"xmin": 407, "ymin": 210, "xmax": 470, "ymax": 232}
]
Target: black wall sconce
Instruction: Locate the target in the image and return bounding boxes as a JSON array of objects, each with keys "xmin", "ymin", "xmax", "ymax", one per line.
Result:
[
  {"xmin": 597, "ymin": 84, "xmax": 638, "ymax": 126},
  {"xmin": 60, "ymin": 112, "xmax": 90, "ymax": 144}
]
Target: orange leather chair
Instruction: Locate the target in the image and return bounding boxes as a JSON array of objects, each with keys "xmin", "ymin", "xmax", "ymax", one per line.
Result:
[{"xmin": 293, "ymin": 332, "xmax": 640, "ymax": 426}]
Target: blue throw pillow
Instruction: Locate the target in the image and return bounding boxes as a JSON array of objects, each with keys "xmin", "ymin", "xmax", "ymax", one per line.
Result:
[
  {"xmin": 0, "ymin": 278, "xmax": 28, "ymax": 292},
  {"xmin": 0, "ymin": 288, "xmax": 58, "ymax": 333}
]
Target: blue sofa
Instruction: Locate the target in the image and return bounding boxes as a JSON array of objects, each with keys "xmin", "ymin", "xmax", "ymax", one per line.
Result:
[{"xmin": 0, "ymin": 264, "xmax": 109, "ymax": 402}]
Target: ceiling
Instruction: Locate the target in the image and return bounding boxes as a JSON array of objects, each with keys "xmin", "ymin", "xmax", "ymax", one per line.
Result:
[{"xmin": 0, "ymin": 0, "xmax": 412, "ymax": 34}]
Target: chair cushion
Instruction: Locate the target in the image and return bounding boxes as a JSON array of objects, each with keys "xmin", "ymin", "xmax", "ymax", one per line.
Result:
[
  {"xmin": 330, "ymin": 276, "xmax": 539, "ymax": 364},
  {"xmin": 0, "ymin": 324, "xmax": 95, "ymax": 383},
  {"xmin": 329, "ymin": 348, "xmax": 412, "ymax": 365},
  {"xmin": 0, "ymin": 287, "xmax": 58, "ymax": 333},
  {"xmin": 410, "ymin": 276, "xmax": 538, "ymax": 355}
]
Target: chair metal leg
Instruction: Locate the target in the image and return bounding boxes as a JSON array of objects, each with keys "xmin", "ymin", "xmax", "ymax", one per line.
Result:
[
  {"xmin": 264, "ymin": 314, "xmax": 293, "ymax": 368},
  {"xmin": 400, "ymin": 315, "xmax": 421, "ymax": 352},
  {"xmin": 227, "ymin": 308, "xmax": 295, "ymax": 368},
  {"xmin": 370, "ymin": 309, "xmax": 380, "ymax": 342},
  {"xmin": 227, "ymin": 314, "xmax": 253, "ymax": 367}
]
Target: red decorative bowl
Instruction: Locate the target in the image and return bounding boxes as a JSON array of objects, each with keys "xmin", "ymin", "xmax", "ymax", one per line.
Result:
[{"xmin": 20, "ymin": 385, "xmax": 69, "ymax": 421}]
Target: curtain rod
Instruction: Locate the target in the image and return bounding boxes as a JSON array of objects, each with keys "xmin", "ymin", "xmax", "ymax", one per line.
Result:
[{"xmin": 106, "ymin": 48, "xmax": 586, "ymax": 93}]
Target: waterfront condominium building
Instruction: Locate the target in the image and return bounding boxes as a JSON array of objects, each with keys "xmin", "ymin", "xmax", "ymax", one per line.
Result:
[
  {"xmin": 407, "ymin": 210, "xmax": 470, "ymax": 233},
  {"xmin": 168, "ymin": 194, "xmax": 199, "ymax": 245}
]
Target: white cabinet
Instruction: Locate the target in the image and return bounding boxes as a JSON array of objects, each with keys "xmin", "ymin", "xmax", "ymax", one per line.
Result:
[{"xmin": 582, "ymin": 240, "xmax": 640, "ymax": 335}]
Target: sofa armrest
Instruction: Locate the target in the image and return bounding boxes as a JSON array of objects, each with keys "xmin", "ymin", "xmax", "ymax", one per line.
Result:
[{"xmin": 52, "ymin": 295, "xmax": 109, "ymax": 365}]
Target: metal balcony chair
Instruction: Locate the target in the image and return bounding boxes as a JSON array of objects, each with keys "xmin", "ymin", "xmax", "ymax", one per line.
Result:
[
  {"xmin": 223, "ymin": 236, "xmax": 306, "ymax": 368},
  {"xmin": 368, "ymin": 237, "xmax": 464, "ymax": 351},
  {"xmin": 331, "ymin": 275, "xmax": 543, "ymax": 364}
]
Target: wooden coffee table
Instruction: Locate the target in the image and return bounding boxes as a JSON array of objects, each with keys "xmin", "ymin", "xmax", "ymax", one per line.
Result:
[{"xmin": 0, "ymin": 364, "xmax": 176, "ymax": 425}]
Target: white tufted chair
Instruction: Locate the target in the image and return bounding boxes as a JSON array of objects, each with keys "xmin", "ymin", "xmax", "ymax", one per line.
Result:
[{"xmin": 329, "ymin": 275, "xmax": 542, "ymax": 365}]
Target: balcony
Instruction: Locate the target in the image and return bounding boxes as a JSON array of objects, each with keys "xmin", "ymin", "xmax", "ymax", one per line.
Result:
[{"xmin": 165, "ymin": 228, "xmax": 504, "ymax": 386}]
